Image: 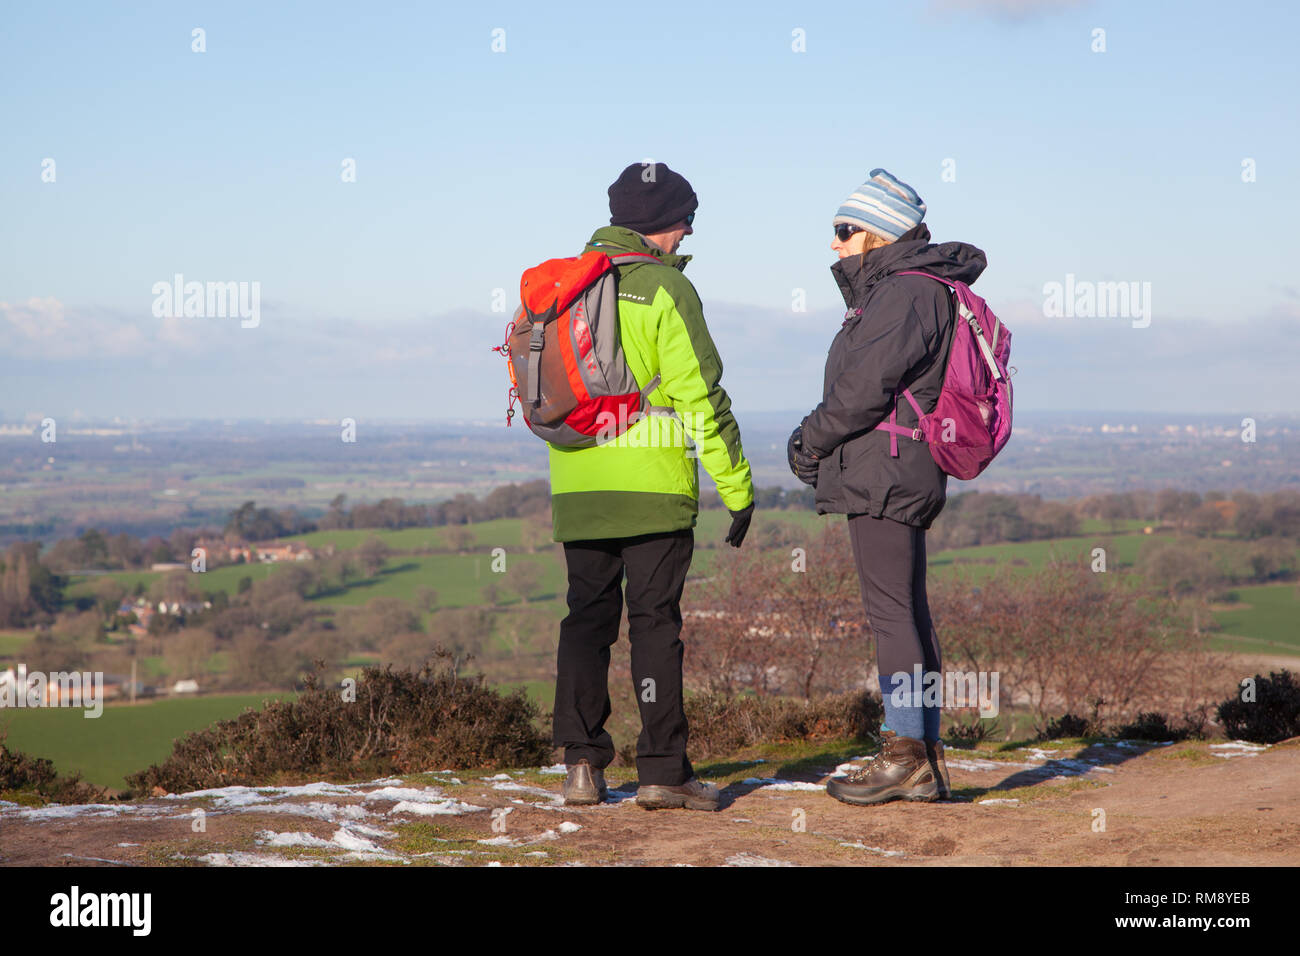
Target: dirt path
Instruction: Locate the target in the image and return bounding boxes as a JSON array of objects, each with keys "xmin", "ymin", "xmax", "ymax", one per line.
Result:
[{"xmin": 3, "ymin": 736, "xmax": 1297, "ymax": 867}]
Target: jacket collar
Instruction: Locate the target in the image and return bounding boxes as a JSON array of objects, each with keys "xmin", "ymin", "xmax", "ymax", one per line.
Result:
[
  {"xmin": 586, "ymin": 226, "xmax": 691, "ymax": 272},
  {"xmin": 830, "ymin": 223, "xmax": 931, "ymax": 307}
]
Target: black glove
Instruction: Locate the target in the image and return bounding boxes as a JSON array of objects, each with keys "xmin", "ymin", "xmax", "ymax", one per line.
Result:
[
  {"xmin": 787, "ymin": 425, "xmax": 804, "ymax": 477},
  {"xmin": 725, "ymin": 503, "xmax": 754, "ymax": 548},
  {"xmin": 788, "ymin": 422, "xmax": 820, "ymax": 486}
]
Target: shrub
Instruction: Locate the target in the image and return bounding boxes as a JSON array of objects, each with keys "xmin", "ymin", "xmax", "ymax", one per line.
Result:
[
  {"xmin": 1215, "ymin": 670, "xmax": 1300, "ymax": 744},
  {"xmin": 1113, "ymin": 711, "xmax": 1190, "ymax": 742},
  {"xmin": 1037, "ymin": 713, "xmax": 1097, "ymax": 740},
  {"xmin": 945, "ymin": 713, "xmax": 1001, "ymax": 746},
  {"xmin": 682, "ymin": 690, "xmax": 883, "ymax": 760},
  {"xmin": 0, "ymin": 733, "xmax": 106, "ymax": 804},
  {"xmin": 127, "ymin": 651, "xmax": 551, "ymax": 794}
]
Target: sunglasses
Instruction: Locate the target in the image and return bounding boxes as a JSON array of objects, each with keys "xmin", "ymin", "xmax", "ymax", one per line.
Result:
[
  {"xmin": 834, "ymin": 223, "xmax": 863, "ymax": 242},
  {"xmin": 684, "ymin": 211, "xmax": 695, "ymax": 227}
]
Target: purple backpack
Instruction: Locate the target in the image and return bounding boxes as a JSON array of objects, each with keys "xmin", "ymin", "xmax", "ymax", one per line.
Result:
[{"xmin": 874, "ymin": 271, "xmax": 1013, "ymax": 480}]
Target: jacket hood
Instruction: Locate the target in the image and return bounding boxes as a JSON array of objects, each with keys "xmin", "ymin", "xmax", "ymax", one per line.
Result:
[
  {"xmin": 831, "ymin": 223, "xmax": 986, "ymax": 307},
  {"xmin": 586, "ymin": 226, "xmax": 691, "ymax": 272}
]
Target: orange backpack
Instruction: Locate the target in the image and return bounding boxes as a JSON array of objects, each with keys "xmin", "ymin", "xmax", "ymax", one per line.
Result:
[{"xmin": 493, "ymin": 250, "xmax": 664, "ymax": 448}]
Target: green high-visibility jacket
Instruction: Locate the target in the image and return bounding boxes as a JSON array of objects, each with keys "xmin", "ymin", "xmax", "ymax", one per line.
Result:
[{"xmin": 546, "ymin": 226, "xmax": 754, "ymax": 542}]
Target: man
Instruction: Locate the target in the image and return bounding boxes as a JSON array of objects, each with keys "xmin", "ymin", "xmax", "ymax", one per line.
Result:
[{"xmin": 550, "ymin": 161, "xmax": 755, "ymax": 811}]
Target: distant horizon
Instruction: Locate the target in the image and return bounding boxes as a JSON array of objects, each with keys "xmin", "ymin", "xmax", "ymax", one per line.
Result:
[{"xmin": 1, "ymin": 408, "xmax": 1298, "ymax": 428}]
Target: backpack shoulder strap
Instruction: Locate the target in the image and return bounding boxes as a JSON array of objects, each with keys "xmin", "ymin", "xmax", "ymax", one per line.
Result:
[{"xmin": 608, "ymin": 252, "xmax": 661, "ymax": 267}]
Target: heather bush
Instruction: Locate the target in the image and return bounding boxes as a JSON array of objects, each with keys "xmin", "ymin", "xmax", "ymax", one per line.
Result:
[{"xmin": 127, "ymin": 651, "xmax": 550, "ymax": 794}]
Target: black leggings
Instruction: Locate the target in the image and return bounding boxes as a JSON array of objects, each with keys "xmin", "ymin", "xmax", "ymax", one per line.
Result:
[{"xmin": 847, "ymin": 513, "xmax": 942, "ymax": 681}]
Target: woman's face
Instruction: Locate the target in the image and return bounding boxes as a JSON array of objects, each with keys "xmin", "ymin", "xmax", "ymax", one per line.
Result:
[{"xmin": 831, "ymin": 227, "xmax": 870, "ymax": 259}]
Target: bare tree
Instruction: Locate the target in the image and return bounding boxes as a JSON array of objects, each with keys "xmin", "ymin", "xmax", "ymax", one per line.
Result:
[{"xmin": 505, "ymin": 561, "xmax": 544, "ymax": 605}]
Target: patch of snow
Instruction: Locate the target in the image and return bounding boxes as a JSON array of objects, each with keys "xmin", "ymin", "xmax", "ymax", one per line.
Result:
[
  {"xmin": 362, "ymin": 786, "xmax": 447, "ymax": 803},
  {"xmin": 742, "ymin": 777, "xmax": 824, "ymax": 791},
  {"xmin": 525, "ymin": 851, "xmax": 549, "ymax": 857},
  {"xmin": 198, "ymin": 851, "xmax": 324, "ymax": 867},
  {"xmin": 388, "ymin": 798, "xmax": 486, "ymax": 816},
  {"xmin": 725, "ymin": 852, "xmax": 795, "ymax": 867},
  {"xmin": 839, "ymin": 842, "xmax": 905, "ymax": 857},
  {"xmin": 539, "ymin": 763, "xmax": 568, "ymax": 775},
  {"xmin": 255, "ymin": 826, "xmax": 403, "ymax": 860},
  {"xmin": 558, "ymin": 821, "xmax": 582, "ymax": 834},
  {"xmin": 976, "ymin": 798, "xmax": 1020, "ymax": 806},
  {"xmin": 481, "ymin": 773, "xmax": 512, "ymax": 781},
  {"xmin": 8, "ymin": 803, "xmax": 175, "ymax": 821},
  {"xmin": 330, "ymin": 828, "xmax": 391, "ymax": 854},
  {"xmin": 230, "ymin": 801, "xmax": 371, "ymax": 823},
  {"xmin": 492, "ymin": 781, "xmax": 563, "ymax": 802},
  {"xmin": 116, "ymin": 842, "xmax": 140, "ymax": 847},
  {"xmin": 948, "ymin": 755, "xmax": 1112, "ymax": 778},
  {"xmin": 477, "ymin": 835, "xmax": 519, "ymax": 847},
  {"xmin": 347, "ymin": 822, "xmax": 396, "ymax": 839},
  {"xmin": 1210, "ymin": 741, "xmax": 1268, "ymax": 758},
  {"xmin": 171, "ymin": 781, "xmax": 354, "ymax": 808},
  {"xmin": 257, "ymin": 830, "xmax": 334, "ymax": 849},
  {"xmin": 172, "ymin": 786, "xmax": 273, "ymax": 807},
  {"xmin": 509, "ymin": 798, "xmax": 572, "ymax": 811},
  {"xmin": 943, "ymin": 758, "xmax": 1005, "ymax": 772}
]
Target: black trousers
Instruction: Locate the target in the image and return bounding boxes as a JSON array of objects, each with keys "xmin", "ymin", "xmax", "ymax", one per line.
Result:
[
  {"xmin": 552, "ymin": 528, "xmax": 694, "ymax": 786},
  {"xmin": 846, "ymin": 513, "xmax": 942, "ymax": 682}
]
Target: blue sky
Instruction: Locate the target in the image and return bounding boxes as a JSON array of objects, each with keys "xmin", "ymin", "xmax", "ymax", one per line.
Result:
[{"xmin": 2, "ymin": 0, "xmax": 1297, "ymax": 422}]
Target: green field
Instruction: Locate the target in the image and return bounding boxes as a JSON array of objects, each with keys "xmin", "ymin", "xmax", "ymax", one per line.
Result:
[
  {"xmin": 927, "ymin": 532, "xmax": 1300, "ymax": 582},
  {"xmin": 316, "ymin": 552, "xmax": 565, "ymax": 609},
  {"xmin": 0, "ymin": 631, "xmax": 32, "ymax": 658},
  {"xmin": 0, "ymin": 692, "xmax": 295, "ymax": 790},
  {"xmin": 285, "ymin": 517, "xmax": 528, "ymax": 552},
  {"xmin": 66, "ymin": 562, "xmax": 278, "ymax": 602},
  {"xmin": 1210, "ymin": 582, "xmax": 1300, "ymax": 654}
]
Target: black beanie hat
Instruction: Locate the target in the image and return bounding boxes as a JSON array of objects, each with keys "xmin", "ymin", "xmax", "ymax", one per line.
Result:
[{"xmin": 608, "ymin": 162, "xmax": 698, "ymax": 235}]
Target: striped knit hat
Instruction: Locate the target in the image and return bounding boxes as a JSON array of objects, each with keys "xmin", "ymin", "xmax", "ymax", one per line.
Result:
[{"xmin": 833, "ymin": 168, "xmax": 926, "ymax": 241}]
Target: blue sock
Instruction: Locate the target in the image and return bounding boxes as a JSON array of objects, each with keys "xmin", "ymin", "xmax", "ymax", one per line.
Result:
[{"xmin": 878, "ymin": 675, "xmax": 924, "ymax": 741}]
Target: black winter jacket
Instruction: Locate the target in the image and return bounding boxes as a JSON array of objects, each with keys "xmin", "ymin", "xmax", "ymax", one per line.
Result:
[{"xmin": 800, "ymin": 223, "xmax": 987, "ymax": 529}]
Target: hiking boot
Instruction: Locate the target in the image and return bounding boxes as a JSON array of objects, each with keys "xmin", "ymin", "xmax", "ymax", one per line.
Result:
[
  {"xmin": 562, "ymin": 759, "xmax": 607, "ymax": 806},
  {"xmin": 926, "ymin": 738, "xmax": 951, "ymax": 800},
  {"xmin": 825, "ymin": 730, "xmax": 939, "ymax": 806},
  {"xmin": 636, "ymin": 777, "xmax": 721, "ymax": 811}
]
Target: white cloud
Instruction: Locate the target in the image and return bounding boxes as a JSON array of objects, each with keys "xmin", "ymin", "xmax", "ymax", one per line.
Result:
[{"xmin": 0, "ymin": 297, "xmax": 152, "ymax": 359}]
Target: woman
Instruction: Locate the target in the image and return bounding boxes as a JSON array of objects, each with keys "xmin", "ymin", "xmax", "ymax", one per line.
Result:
[{"xmin": 788, "ymin": 168, "xmax": 986, "ymax": 805}]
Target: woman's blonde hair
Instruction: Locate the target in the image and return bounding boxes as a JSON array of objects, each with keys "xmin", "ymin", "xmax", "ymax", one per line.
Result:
[{"xmin": 859, "ymin": 229, "xmax": 893, "ymax": 263}]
